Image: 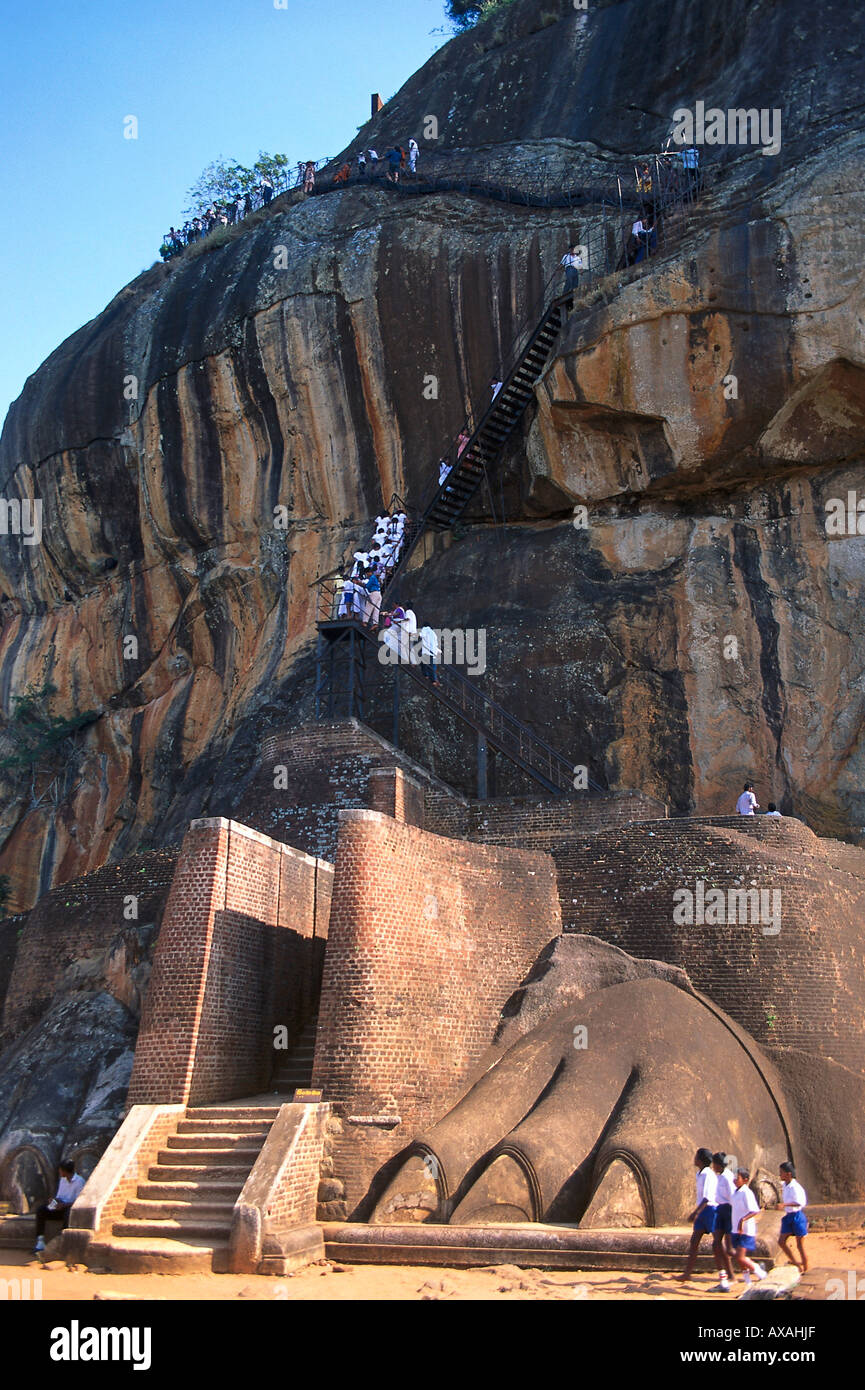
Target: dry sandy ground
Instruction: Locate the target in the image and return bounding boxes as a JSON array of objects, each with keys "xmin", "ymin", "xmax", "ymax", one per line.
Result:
[{"xmin": 1, "ymin": 1229, "xmax": 863, "ymax": 1301}]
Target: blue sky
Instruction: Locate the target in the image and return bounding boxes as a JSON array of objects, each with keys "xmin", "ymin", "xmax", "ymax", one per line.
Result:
[{"xmin": 0, "ymin": 0, "xmax": 450, "ymax": 427}]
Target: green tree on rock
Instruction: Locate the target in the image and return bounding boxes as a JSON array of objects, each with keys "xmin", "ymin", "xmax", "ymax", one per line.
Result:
[
  {"xmin": 445, "ymin": 0, "xmax": 517, "ymax": 30},
  {"xmin": 183, "ymin": 151, "xmax": 290, "ymax": 216}
]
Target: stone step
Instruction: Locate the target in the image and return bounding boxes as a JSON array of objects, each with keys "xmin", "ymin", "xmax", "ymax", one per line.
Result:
[
  {"xmin": 125, "ymin": 1198, "xmax": 237, "ymax": 1221},
  {"xmin": 154, "ymin": 1145, "xmax": 258, "ymax": 1167},
  {"xmin": 137, "ymin": 1181, "xmax": 244, "ymax": 1201},
  {"xmin": 148, "ymin": 1163, "xmax": 251, "ymax": 1182},
  {"xmin": 185, "ymin": 1106, "xmax": 280, "ymax": 1121},
  {"xmin": 165, "ymin": 1133, "xmax": 267, "ymax": 1150},
  {"xmin": 322, "ymin": 1223, "xmax": 736, "ymax": 1273},
  {"xmin": 113, "ymin": 1217, "xmax": 233, "ymax": 1240},
  {"xmin": 85, "ymin": 1236, "xmax": 228, "ymax": 1274},
  {"xmin": 175, "ymin": 1118, "xmax": 274, "ymax": 1136}
]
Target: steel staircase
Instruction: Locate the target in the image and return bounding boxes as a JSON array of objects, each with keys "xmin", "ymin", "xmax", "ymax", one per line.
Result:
[
  {"xmin": 386, "ymin": 289, "xmax": 572, "ymax": 594},
  {"xmin": 314, "ymin": 587, "xmax": 599, "ymax": 797}
]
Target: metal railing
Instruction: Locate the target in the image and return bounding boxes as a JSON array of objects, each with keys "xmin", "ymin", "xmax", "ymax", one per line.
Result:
[{"xmin": 314, "ymin": 577, "xmax": 600, "ymax": 796}]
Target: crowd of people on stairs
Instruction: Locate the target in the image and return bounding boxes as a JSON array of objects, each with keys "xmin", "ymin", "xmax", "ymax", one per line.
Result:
[{"xmin": 331, "ymin": 508, "xmax": 441, "ymax": 683}]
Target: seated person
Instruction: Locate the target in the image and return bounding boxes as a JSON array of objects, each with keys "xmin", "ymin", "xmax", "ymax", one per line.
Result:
[{"xmin": 33, "ymin": 1161, "xmax": 86, "ymax": 1254}]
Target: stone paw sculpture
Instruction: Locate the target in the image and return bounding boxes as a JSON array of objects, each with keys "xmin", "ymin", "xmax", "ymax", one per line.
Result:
[{"xmin": 370, "ymin": 976, "xmax": 795, "ymax": 1227}]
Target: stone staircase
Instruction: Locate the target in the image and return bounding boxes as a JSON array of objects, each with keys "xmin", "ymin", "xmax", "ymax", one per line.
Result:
[
  {"xmin": 271, "ymin": 1015, "xmax": 319, "ymax": 1095},
  {"xmin": 85, "ymin": 1104, "xmax": 280, "ymax": 1272}
]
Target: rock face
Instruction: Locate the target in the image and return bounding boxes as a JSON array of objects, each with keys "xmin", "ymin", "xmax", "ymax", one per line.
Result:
[
  {"xmin": 0, "ymin": 992, "xmax": 138, "ymax": 1212},
  {"xmin": 0, "ymin": 850, "xmax": 177, "ymax": 1208},
  {"xmin": 2, "ymin": 0, "xmax": 865, "ymax": 909}
]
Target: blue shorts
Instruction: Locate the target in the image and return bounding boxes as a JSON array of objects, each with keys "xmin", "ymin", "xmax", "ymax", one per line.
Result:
[
  {"xmin": 781, "ymin": 1211, "xmax": 808, "ymax": 1238},
  {"xmin": 694, "ymin": 1206, "xmax": 717, "ymax": 1235},
  {"xmin": 714, "ymin": 1203, "xmax": 732, "ymax": 1235},
  {"xmin": 732, "ymin": 1234, "xmax": 756, "ymax": 1252}
]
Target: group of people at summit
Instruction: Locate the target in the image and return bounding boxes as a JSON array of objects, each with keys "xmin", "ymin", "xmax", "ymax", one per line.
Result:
[{"xmin": 159, "ymin": 138, "xmax": 422, "ymax": 260}]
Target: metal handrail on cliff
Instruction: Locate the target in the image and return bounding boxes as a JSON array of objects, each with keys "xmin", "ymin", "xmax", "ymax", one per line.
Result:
[
  {"xmin": 383, "ymin": 277, "xmax": 571, "ymax": 597},
  {"xmin": 315, "ymin": 578, "xmax": 600, "ymax": 797}
]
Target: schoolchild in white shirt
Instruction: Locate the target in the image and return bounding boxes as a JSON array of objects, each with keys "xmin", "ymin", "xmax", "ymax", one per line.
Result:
[
  {"xmin": 731, "ymin": 1167, "xmax": 766, "ymax": 1285},
  {"xmin": 778, "ymin": 1161, "xmax": 809, "ymax": 1272},
  {"xmin": 675, "ymin": 1147, "xmax": 721, "ymax": 1283},
  {"xmin": 710, "ymin": 1152, "xmax": 735, "ymax": 1290}
]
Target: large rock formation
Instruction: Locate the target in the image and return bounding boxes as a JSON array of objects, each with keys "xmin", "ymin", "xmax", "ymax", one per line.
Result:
[{"xmin": 1, "ymin": 0, "xmax": 864, "ymax": 914}]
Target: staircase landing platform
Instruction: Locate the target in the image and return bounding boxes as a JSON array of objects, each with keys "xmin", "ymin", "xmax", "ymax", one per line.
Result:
[{"xmin": 81, "ymin": 1236, "xmax": 230, "ymax": 1274}]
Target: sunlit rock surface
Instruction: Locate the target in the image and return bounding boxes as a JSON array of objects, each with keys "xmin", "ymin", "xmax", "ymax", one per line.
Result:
[{"xmin": 1, "ymin": 0, "xmax": 865, "ymax": 908}]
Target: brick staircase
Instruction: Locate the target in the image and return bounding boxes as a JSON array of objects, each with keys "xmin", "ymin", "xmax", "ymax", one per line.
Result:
[
  {"xmin": 85, "ymin": 1104, "xmax": 280, "ymax": 1272},
  {"xmin": 271, "ymin": 1015, "xmax": 319, "ymax": 1095}
]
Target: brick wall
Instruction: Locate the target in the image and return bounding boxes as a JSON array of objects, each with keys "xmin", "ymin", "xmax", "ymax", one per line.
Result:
[
  {"xmin": 235, "ymin": 719, "xmax": 663, "ymax": 860},
  {"xmin": 543, "ymin": 816, "xmax": 865, "ymax": 1076},
  {"xmin": 367, "ymin": 767, "xmax": 426, "ymax": 828},
  {"xmin": 235, "ymin": 720, "xmax": 466, "ymax": 860},
  {"xmin": 262, "ymin": 1105, "xmax": 330, "ymax": 1230},
  {"xmin": 431, "ymin": 789, "xmax": 669, "ymax": 842},
  {"xmin": 1, "ymin": 851, "xmax": 179, "ymax": 1041},
  {"xmin": 127, "ymin": 819, "xmax": 332, "ymax": 1107},
  {"xmin": 312, "ymin": 809, "xmax": 561, "ymax": 1212}
]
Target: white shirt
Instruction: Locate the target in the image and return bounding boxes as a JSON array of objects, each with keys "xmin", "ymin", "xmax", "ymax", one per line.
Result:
[
  {"xmin": 56, "ymin": 1174, "xmax": 86, "ymax": 1205},
  {"xmin": 736, "ymin": 791, "xmax": 758, "ymax": 814},
  {"xmin": 368, "ymin": 149, "xmax": 378, "ymax": 160},
  {"xmin": 731, "ymin": 1183, "xmax": 759, "ymax": 1232},
  {"xmin": 782, "ymin": 1179, "xmax": 807, "ymax": 1211},
  {"xmin": 403, "ymin": 608, "xmax": 417, "ymax": 633},
  {"xmin": 715, "ymin": 1169, "xmax": 735, "ymax": 1205},
  {"xmin": 561, "ymin": 251, "xmax": 582, "ymax": 269},
  {"xmin": 765, "ymin": 810, "xmax": 782, "ymax": 817},
  {"xmin": 420, "ymin": 625, "xmax": 439, "ymax": 658},
  {"xmin": 409, "ymin": 139, "xmax": 418, "ymax": 153},
  {"xmin": 632, "ymin": 219, "xmax": 646, "ymax": 236},
  {"xmin": 439, "ymin": 462, "xmax": 452, "ymax": 484},
  {"xmin": 696, "ymin": 1166, "xmax": 718, "ymax": 1206}
]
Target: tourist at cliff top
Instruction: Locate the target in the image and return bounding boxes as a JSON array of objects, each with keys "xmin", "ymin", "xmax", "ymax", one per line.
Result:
[
  {"xmin": 337, "ymin": 574, "xmax": 358, "ymax": 618},
  {"xmin": 777, "ymin": 1162, "xmax": 809, "ymax": 1273},
  {"xmin": 561, "ymin": 244, "xmax": 582, "ymax": 291},
  {"xmin": 363, "ymin": 568, "xmax": 382, "ymax": 629},
  {"xmin": 331, "ymin": 573, "xmax": 345, "ymax": 618},
  {"xmin": 731, "ymin": 1168, "xmax": 766, "ymax": 1287},
  {"xmin": 633, "ymin": 218, "xmax": 657, "ymax": 263},
  {"xmin": 736, "ymin": 782, "xmax": 759, "ymax": 815},
  {"xmin": 367, "ymin": 149, "xmax": 379, "ymax": 172},
  {"xmin": 386, "ymin": 146, "xmax": 403, "ymax": 183},
  {"xmin": 709, "ymin": 1153, "xmax": 736, "ymax": 1292},
  {"xmin": 357, "ymin": 151, "xmax": 367, "ymax": 174},
  {"xmin": 765, "ymin": 802, "xmax": 782, "ymax": 816},
  {"xmin": 675, "ymin": 1147, "xmax": 723, "ymax": 1283},
  {"xmin": 420, "ymin": 624, "xmax": 441, "ymax": 685},
  {"xmin": 33, "ymin": 1160, "xmax": 85, "ymax": 1254},
  {"xmin": 303, "ymin": 161, "xmax": 316, "ymax": 193}
]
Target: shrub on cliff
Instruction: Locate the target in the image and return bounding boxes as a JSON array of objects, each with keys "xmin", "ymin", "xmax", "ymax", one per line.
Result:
[
  {"xmin": 0, "ymin": 680, "xmax": 98, "ymax": 813},
  {"xmin": 445, "ymin": 0, "xmax": 518, "ymax": 30}
]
